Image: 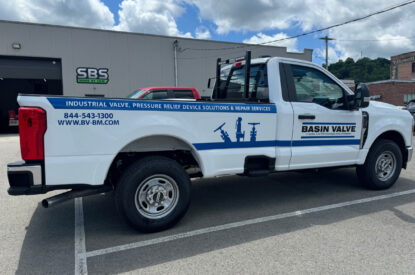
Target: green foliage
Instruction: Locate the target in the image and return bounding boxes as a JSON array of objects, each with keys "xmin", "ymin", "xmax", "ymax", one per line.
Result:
[{"xmin": 327, "ymin": 57, "xmax": 390, "ymax": 83}]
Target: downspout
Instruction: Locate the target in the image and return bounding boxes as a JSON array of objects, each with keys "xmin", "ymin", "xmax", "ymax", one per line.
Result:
[{"xmin": 173, "ymin": 40, "xmax": 178, "ymax": 87}]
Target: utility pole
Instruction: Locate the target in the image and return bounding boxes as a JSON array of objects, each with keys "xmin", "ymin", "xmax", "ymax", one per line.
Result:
[{"xmin": 319, "ymin": 36, "xmax": 335, "ymax": 70}]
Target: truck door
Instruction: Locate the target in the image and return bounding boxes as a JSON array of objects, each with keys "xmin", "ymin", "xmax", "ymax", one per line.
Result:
[{"xmin": 282, "ymin": 63, "xmax": 362, "ymax": 169}]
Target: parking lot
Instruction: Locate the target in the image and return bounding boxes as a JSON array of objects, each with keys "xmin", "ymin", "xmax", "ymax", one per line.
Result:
[{"xmin": 1, "ymin": 134, "xmax": 415, "ymax": 274}]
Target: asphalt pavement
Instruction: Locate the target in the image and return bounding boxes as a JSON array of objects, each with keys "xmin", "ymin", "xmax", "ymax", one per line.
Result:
[{"xmin": 1, "ymin": 134, "xmax": 415, "ymax": 274}]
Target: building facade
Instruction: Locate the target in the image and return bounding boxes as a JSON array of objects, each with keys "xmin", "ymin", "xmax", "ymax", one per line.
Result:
[
  {"xmin": 0, "ymin": 20, "xmax": 312, "ymax": 132},
  {"xmin": 366, "ymin": 51, "xmax": 415, "ymax": 106},
  {"xmin": 391, "ymin": 51, "xmax": 415, "ymax": 80},
  {"xmin": 367, "ymin": 80, "xmax": 415, "ymax": 106}
]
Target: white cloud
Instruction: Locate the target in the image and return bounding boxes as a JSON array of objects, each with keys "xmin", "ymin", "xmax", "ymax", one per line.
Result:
[
  {"xmin": 187, "ymin": 0, "xmax": 295, "ymax": 34},
  {"xmin": 195, "ymin": 26, "xmax": 211, "ymax": 39},
  {"xmin": 314, "ymin": 46, "xmax": 340, "ymax": 64},
  {"xmin": 188, "ymin": 0, "xmax": 415, "ymax": 62},
  {"xmin": 114, "ymin": 0, "xmax": 192, "ymax": 37},
  {"xmin": 0, "ymin": 0, "xmax": 193, "ymax": 38},
  {"xmin": 328, "ymin": 9, "xmax": 415, "ymax": 61},
  {"xmin": 243, "ymin": 32, "xmax": 298, "ymax": 52},
  {"xmin": 0, "ymin": 0, "xmax": 114, "ymax": 29}
]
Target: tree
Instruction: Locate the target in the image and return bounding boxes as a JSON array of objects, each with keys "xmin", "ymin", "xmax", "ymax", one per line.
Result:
[{"xmin": 327, "ymin": 57, "xmax": 390, "ymax": 83}]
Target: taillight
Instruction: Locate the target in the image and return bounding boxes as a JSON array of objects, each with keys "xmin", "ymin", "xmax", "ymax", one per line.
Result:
[{"xmin": 19, "ymin": 107, "xmax": 47, "ymax": 161}]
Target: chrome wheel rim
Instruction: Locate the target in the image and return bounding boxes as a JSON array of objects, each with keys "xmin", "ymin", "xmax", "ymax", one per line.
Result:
[
  {"xmin": 134, "ymin": 174, "xmax": 179, "ymax": 219},
  {"xmin": 375, "ymin": 151, "xmax": 396, "ymax": 181}
]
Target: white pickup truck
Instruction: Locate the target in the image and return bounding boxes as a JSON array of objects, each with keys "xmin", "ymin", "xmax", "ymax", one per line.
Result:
[{"xmin": 7, "ymin": 53, "xmax": 414, "ymax": 232}]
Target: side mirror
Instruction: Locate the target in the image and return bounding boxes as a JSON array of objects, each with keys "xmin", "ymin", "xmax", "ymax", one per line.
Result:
[{"xmin": 354, "ymin": 83, "xmax": 370, "ymax": 108}]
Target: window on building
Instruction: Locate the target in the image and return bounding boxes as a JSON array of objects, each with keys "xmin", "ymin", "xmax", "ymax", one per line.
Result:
[
  {"xmin": 412, "ymin": 62, "xmax": 415, "ymax": 73},
  {"xmin": 404, "ymin": 93, "xmax": 415, "ymax": 104}
]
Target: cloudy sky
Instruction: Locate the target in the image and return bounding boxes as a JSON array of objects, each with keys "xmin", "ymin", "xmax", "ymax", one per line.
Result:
[{"xmin": 0, "ymin": 0, "xmax": 414, "ymax": 65}]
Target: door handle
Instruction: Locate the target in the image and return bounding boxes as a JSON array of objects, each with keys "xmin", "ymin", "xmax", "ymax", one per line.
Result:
[{"xmin": 298, "ymin": 114, "xmax": 315, "ymax": 120}]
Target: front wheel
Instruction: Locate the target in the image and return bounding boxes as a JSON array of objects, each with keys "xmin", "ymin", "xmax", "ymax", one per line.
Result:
[
  {"xmin": 115, "ymin": 156, "xmax": 191, "ymax": 232},
  {"xmin": 356, "ymin": 139, "xmax": 402, "ymax": 190}
]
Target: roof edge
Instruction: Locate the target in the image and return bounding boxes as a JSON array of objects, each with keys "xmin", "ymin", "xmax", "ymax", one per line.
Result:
[
  {"xmin": 365, "ymin": 79, "xmax": 415, "ymax": 85},
  {"xmin": 0, "ymin": 19, "xmax": 312, "ymax": 54}
]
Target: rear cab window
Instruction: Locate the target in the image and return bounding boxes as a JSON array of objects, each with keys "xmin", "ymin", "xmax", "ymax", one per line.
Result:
[
  {"xmin": 141, "ymin": 90, "xmax": 169, "ymax": 100},
  {"xmin": 214, "ymin": 63, "xmax": 269, "ymax": 102},
  {"xmin": 173, "ymin": 89, "xmax": 194, "ymax": 99}
]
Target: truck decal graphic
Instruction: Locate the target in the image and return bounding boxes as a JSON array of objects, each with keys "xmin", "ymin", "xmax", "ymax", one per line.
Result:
[
  {"xmin": 213, "ymin": 117, "xmax": 261, "ymax": 144},
  {"xmin": 47, "ymin": 98, "xmax": 277, "ymax": 114},
  {"xmin": 301, "ymin": 136, "xmax": 355, "ymax": 139},
  {"xmin": 193, "ymin": 139, "xmax": 361, "ymax": 150},
  {"xmin": 301, "ymin": 122, "xmax": 357, "ymax": 139}
]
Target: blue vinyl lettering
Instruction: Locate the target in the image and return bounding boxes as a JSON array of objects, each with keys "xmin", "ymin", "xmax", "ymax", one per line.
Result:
[{"xmin": 47, "ymin": 98, "xmax": 277, "ymax": 114}]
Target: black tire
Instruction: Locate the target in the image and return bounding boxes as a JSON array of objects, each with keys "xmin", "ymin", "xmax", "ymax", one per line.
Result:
[
  {"xmin": 115, "ymin": 156, "xmax": 191, "ymax": 232},
  {"xmin": 356, "ymin": 139, "xmax": 402, "ymax": 190}
]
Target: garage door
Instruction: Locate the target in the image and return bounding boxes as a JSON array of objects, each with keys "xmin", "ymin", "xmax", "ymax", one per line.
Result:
[{"xmin": 0, "ymin": 56, "xmax": 63, "ymax": 133}]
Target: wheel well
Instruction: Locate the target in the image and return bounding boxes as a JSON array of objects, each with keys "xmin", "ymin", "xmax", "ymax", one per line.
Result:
[
  {"xmin": 374, "ymin": 131, "xmax": 407, "ymax": 167},
  {"xmin": 105, "ymin": 136, "xmax": 203, "ymax": 186}
]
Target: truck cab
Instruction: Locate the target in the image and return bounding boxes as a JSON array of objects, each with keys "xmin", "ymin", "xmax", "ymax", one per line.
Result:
[{"xmin": 211, "ymin": 55, "xmax": 412, "ymax": 172}]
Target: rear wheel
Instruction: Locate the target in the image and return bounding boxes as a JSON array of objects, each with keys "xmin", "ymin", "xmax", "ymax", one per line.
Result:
[
  {"xmin": 356, "ymin": 139, "xmax": 402, "ymax": 190},
  {"xmin": 115, "ymin": 156, "xmax": 191, "ymax": 232}
]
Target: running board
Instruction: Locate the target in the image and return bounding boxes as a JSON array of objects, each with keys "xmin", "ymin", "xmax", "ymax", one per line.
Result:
[{"xmin": 42, "ymin": 185, "xmax": 112, "ymax": 208}]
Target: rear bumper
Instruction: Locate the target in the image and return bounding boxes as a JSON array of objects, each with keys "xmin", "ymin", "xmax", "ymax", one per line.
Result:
[
  {"xmin": 7, "ymin": 161, "xmax": 44, "ymax": 195},
  {"xmin": 7, "ymin": 160, "xmax": 111, "ymax": 196}
]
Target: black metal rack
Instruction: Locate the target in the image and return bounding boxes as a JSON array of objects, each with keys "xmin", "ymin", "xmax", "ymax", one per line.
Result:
[{"xmin": 213, "ymin": 51, "xmax": 252, "ymax": 99}]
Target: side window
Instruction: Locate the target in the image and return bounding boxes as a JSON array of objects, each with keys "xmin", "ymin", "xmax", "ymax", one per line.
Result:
[
  {"xmin": 173, "ymin": 90, "xmax": 194, "ymax": 99},
  {"xmin": 142, "ymin": 90, "xmax": 169, "ymax": 100},
  {"xmin": 290, "ymin": 65, "xmax": 345, "ymax": 110}
]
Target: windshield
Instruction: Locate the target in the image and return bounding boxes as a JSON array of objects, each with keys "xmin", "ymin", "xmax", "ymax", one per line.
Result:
[
  {"xmin": 128, "ymin": 89, "xmax": 148, "ymax": 99},
  {"xmin": 213, "ymin": 63, "xmax": 268, "ymax": 101}
]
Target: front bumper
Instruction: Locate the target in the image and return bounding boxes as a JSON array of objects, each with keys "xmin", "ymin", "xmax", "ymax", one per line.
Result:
[
  {"xmin": 7, "ymin": 161, "xmax": 44, "ymax": 195},
  {"xmin": 407, "ymin": 146, "xmax": 413, "ymax": 162}
]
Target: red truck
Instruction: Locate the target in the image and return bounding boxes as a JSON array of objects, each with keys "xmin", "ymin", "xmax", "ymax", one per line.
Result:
[{"xmin": 129, "ymin": 87, "xmax": 201, "ymax": 100}]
